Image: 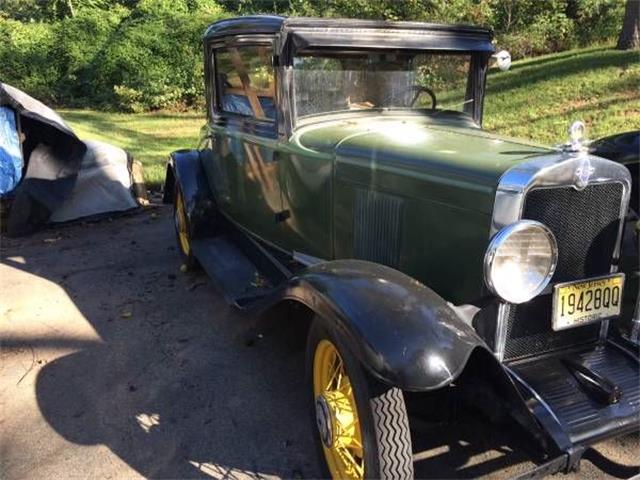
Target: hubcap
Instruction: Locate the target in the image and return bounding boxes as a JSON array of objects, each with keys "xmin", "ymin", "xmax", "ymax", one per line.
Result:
[
  {"xmin": 315, "ymin": 395, "xmax": 333, "ymax": 447},
  {"xmin": 313, "ymin": 339, "xmax": 364, "ymax": 480}
]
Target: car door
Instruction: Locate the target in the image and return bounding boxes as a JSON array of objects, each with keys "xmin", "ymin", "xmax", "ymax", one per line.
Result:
[{"xmin": 204, "ymin": 38, "xmax": 285, "ymax": 247}]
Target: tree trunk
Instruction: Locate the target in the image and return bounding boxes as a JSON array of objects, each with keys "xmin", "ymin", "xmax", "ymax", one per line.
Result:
[
  {"xmin": 617, "ymin": 0, "xmax": 639, "ymax": 50},
  {"xmin": 65, "ymin": 0, "xmax": 75, "ymax": 18}
]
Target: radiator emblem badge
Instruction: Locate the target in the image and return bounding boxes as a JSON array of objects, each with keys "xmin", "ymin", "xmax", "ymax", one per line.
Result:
[{"xmin": 574, "ymin": 158, "xmax": 595, "ymax": 190}]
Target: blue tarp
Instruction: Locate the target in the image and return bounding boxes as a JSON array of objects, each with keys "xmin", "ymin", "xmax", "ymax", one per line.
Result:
[{"xmin": 0, "ymin": 106, "xmax": 22, "ymax": 196}]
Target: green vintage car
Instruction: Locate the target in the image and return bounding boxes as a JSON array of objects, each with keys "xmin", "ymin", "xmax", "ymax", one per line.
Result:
[{"xmin": 164, "ymin": 15, "xmax": 639, "ymax": 479}]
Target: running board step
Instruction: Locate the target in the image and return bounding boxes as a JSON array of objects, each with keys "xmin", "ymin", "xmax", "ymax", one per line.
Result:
[{"xmin": 191, "ymin": 232, "xmax": 290, "ymax": 309}]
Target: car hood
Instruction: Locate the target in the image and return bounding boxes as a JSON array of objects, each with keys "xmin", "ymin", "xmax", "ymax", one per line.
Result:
[{"xmin": 294, "ymin": 115, "xmax": 553, "ymax": 212}]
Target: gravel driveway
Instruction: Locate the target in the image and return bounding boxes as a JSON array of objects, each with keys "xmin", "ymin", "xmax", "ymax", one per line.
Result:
[{"xmin": 1, "ymin": 206, "xmax": 638, "ymax": 479}]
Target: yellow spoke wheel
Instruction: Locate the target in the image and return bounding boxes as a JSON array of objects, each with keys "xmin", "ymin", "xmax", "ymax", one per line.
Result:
[
  {"xmin": 313, "ymin": 339, "xmax": 365, "ymax": 480},
  {"xmin": 174, "ymin": 189, "xmax": 191, "ymax": 257}
]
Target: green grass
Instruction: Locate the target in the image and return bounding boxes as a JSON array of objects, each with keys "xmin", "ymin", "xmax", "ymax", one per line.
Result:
[
  {"xmin": 59, "ymin": 110, "xmax": 205, "ymax": 189},
  {"xmin": 60, "ymin": 45, "xmax": 639, "ymax": 190},
  {"xmin": 484, "ymin": 45, "xmax": 640, "ymax": 143}
]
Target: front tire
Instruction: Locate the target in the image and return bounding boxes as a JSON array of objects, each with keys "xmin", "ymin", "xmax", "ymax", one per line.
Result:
[{"xmin": 306, "ymin": 318, "xmax": 414, "ymax": 480}]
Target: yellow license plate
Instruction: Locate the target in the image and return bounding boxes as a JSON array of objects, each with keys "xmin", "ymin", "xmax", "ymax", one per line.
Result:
[{"xmin": 552, "ymin": 274, "xmax": 625, "ymax": 331}]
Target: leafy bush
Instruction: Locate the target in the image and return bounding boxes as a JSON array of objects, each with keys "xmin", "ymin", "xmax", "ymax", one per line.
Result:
[
  {"xmin": 0, "ymin": 19, "xmax": 59, "ymax": 101},
  {"xmin": 91, "ymin": 13, "xmax": 207, "ymax": 111},
  {"xmin": 0, "ymin": 0, "xmax": 627, "ymax": 111},
  {"xmin": 54, "ymin": 7, "xmax": 129, "ymax": 105},
  {"xmin": 498, "ymin": 12, "xmax": 577, "ymax": 58},
  {"xmin": 0, "ymin": 2, "xmax": 225, "ymax": 111},
  {"xmin": 572, "ymin": 0, "xmax": 625, "ymax": 45}
]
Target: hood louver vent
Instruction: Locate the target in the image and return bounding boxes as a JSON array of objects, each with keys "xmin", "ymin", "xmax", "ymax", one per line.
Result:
[{"xmin": 353, "ymin": 189, "xmax": 404, "ymax": 269}]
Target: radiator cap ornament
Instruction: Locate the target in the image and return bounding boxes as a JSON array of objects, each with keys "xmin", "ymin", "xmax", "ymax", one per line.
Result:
[
  {"xmin": 568, "ymin": 120, "xmax": 587, "ymax": 152},
  {"xmin": 567, "ymin": 120, "xmax": 593, "ymax": 189}
]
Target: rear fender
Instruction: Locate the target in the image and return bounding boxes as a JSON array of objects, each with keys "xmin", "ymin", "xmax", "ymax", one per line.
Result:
[{"xmin": 163, "ymin": 149, "xmax": 216, "ymax": 235}]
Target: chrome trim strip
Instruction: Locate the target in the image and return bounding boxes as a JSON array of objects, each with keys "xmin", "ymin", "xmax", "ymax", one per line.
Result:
[
  {"xmin": 490, "ymin": 151, "xmax": 632, "ymax": 236},
  {"xmin": 630, "ymin": 293, "xmax": 640, "ymax": 345},
  {"xmin": 489, "ymin": 151, "xmax": 632, "ymax": 359},
  {"xmin": 293, "ymin": 251, "xmax": 324, "ymax": 267},
  {"xmin": 495, "ymin": 302, "xmax": 509, "ymax": 361}
]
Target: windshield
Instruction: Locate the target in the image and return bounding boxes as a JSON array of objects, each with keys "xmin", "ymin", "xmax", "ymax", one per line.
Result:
[{"xmin": 292, "ymin": 51, "xmax": 475, "ymax": 121}]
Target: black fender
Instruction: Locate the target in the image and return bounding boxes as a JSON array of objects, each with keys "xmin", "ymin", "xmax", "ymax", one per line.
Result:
[
  {"xmin": 277, "ymin": 259, "xmax": 555, "ymax": 451},
  {"xmin": 589, "ymin": 130, "xmax": 638, "ymax": 212},
  {"xmin": 163, "ymin": 149, "xmax": 216, "ymax": 235},
  {"xmin": 280, "ymin": 259, "xmax": 491, "ymax": 392}
]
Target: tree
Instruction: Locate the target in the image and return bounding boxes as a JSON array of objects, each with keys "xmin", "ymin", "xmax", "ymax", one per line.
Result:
[{"xmin": 617, "ymin": 0, "xmax": 639, "ymax": 50}]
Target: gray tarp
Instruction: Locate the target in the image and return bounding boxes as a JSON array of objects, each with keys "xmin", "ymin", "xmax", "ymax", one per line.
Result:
[{"xmin": 0, "ymin": 82, "xmax": 139, "ymax": 236}]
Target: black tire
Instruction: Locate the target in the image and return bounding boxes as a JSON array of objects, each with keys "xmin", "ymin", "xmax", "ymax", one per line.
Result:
[
  {"xmin": 173, "ymin": 184, "xmax": 198, "ymax": 271},
  {"xmin": 306, "ymin": 317, "xmax": 414, "ymax": 479}
]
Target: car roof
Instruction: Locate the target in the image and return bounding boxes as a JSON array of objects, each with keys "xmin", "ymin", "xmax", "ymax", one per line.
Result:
[{"xmin": 204, "ymin": 15, "xmax": 493, "ymax": 41}]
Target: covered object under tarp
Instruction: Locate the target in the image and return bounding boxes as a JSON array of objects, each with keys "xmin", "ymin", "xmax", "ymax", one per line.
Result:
[{"xmin": 0, "ymin": 82, "xmax": 140, "ymax": 236}]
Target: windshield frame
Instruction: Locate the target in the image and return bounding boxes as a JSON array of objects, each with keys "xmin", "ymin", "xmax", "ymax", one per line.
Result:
[{"xmin": 286, "ymin": 47, "xmax": 489, "ymax": 133}]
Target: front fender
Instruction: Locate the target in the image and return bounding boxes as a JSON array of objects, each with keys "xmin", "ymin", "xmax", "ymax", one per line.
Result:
[{"xmin": 282, "ymin": 259, "xmax": 490, "ymax": 391}]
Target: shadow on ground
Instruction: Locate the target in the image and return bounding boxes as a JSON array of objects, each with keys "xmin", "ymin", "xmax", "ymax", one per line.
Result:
[
  {"xmin": 1, "ymin": 207, "xmax": 317, "ymax": 478},
  {"xmin": 1, "ymin": 206, "xmax": 638, "ymax": 479}
]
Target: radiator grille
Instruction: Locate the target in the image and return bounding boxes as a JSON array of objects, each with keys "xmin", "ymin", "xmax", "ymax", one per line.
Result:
[
  {"xmin": 504, "ymin": 183, "xmax": 624, "ymax": 361},
  {"xmin": 523, "ymin": 184, "xmax": 623, "ymax": 282},
  {"xmin": 353, "ymin": 189, "xmax": 404, "ymax": 268}
]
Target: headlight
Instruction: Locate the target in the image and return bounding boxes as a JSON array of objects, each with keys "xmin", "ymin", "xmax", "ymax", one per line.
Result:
[{"xmin": 484, "ymin": 220, "xmax": 558, "ymax": 304}]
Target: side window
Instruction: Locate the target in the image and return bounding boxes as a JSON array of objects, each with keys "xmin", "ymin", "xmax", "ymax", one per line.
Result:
[{"xmin": 215, "ymin": 45, "xmax": 275, "ymax": 121}]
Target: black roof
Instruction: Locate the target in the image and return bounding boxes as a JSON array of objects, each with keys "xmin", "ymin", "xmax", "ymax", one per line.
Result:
[
  {"xmin": 204, "ymin": 15, "xmax": 285, "ymax": 39},
  {"xmin": 204, "ymin": 15, "xmax": 493, "ymax": 43}
]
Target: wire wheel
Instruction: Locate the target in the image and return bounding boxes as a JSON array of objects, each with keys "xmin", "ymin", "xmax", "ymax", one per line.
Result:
[
  {"xmin": 174, "ymin": 188, "xmax": 190, "ymax": 257},
  {"xmin": 313, "ymin": 339, "xmax": 365, "ymax": 480}
]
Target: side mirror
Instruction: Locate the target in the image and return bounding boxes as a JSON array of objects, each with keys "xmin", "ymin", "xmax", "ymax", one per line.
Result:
[{"xmin": 493, "ymin": 50, "xmax": 512, "ymax": 71}]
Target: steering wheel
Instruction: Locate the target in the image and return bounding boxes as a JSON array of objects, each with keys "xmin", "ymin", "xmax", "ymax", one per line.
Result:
[{"xmin": 406, "ymin": 85, "xmax": 437, "ymax": 109}]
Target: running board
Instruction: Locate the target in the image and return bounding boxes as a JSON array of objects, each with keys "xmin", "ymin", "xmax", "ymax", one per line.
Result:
[{"xmin": 191, "ymin": 230, "xmax": 290, "ymax": 309}]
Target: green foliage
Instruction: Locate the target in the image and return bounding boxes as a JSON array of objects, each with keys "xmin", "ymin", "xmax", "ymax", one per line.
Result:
[
  {"xmin": 55, "ymin": 7, "xmax": 130, "ymax": 103},
  {"xmin": 0, "ymin": 19, "xmax": 59, "ymax": 101},
  {"xmin": 288, "ymin": 0, "xmax": 439, "ymax": 20},
  {"xmin": 0, "ymin": 0, "xmax": 627, "ymax": 111},
  {"xmin": 91, "ymin": 11, "xmax": 223, "ymax": 111},
  {"xmin": 498, "ymin": 11, "xmax": 577, "ymax": 57},
  {"xmin": 0, "ymin": 0, "xmax": 135, "ymax": 21},
  {"xmin": 218, "ymin": 0, "xmax": 291, "ymax": 14},
  {"xmin": 572, "ymin": 0, "xmax": 625, "ymax": 45},
  {"xmin": 0, "ymin": 3, "xmax": 226, "ymax": 111}
]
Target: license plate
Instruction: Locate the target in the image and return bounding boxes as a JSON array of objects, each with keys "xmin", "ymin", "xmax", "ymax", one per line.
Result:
[{"xmin": 552, "ymin": 274, "xmax": 625, "ymax": 331}]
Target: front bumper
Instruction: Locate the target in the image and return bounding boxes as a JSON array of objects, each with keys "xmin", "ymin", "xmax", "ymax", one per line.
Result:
[{"xmin": 506, "ymin": 339, "xmax": 639, "ymax": 475}]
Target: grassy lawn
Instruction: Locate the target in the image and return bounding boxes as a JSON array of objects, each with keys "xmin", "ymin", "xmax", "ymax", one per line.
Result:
[
  {"xmin": 60, "ymin": 45, "xmax": 639, "ymax": 190},
  {"xmin": 484, "ymin": 45, "xmax": 639, "ymax": 143},
  {"xmin": 59, "ymin": 110, "xmax": 205, "ymax": 189}
]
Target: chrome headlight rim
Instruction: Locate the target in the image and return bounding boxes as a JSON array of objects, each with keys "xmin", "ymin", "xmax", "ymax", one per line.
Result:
[{"xmin": 484, "ymin": 220, "xmax": 558, "ymax": 304}]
